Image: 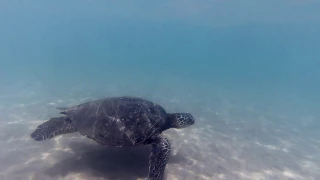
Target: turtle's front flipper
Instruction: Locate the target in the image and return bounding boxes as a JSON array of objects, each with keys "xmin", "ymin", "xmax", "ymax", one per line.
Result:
[
  {"xmin": 30, "ymin": 117, "xmax": 77, "ymax": 141},
  {"xmin": 148, "ymin": 135, "xmax": 171, "ymax": 180}
]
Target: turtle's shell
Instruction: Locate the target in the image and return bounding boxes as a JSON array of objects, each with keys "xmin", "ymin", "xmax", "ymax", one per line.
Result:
[{"xmin": 60, "ymin": 96, "xmax": 169, "ymax": 147}]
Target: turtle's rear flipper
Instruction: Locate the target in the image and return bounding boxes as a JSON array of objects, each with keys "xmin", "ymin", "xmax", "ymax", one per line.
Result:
[
  {"xmin": 30, "ymin": 117, "xmax": 77, "ymax": 141},
  {"xmin": 148, "ymin": 135, "xmax": 171, "ymax": 180}
]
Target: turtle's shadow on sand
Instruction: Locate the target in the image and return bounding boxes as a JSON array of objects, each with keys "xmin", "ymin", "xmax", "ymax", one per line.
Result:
[{"xmin": 45, "ymin": 141, "xmax": 186, "ymax": 180}]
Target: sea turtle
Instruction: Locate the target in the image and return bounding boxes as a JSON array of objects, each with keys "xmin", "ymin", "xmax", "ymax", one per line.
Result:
[{"xmin": 30, "ymin": 96, "xmax": 195, "ymax": 180}]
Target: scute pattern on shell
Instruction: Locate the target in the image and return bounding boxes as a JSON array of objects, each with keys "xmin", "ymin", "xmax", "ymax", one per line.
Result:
[{"xmin": 61, "ymin": 96, "xmax": 170, "ymax": 147}]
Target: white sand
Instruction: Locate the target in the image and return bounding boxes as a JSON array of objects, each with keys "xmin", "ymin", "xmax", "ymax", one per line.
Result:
[{"xmin": 0, "ymin": 81, "xmax": 319, "ymax": 180}]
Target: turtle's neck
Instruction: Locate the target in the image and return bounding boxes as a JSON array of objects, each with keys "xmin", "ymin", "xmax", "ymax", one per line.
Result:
[{"xmin": 165, "ymin": 113, "xmax": 178, "ymax": 130}]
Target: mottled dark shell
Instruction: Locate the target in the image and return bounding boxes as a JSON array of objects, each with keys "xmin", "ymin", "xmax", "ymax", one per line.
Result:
[{"xmin": 60, "ymin": 96, "xmax": 169, "ymax": 147}]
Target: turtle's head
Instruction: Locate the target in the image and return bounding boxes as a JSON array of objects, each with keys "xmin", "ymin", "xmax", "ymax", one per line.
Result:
[
  {"xmin": 30, "ymin": 117, "xmax": 77, "ymax": 141},
  {"xmin": 168, "ymin": 113, "xmax": 195, "ymax": 129}
]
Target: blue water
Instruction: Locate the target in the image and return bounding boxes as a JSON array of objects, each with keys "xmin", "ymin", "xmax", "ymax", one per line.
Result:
[{"xmin": 1, "ymin": 1, "xmax": 320, "ymax": 179}]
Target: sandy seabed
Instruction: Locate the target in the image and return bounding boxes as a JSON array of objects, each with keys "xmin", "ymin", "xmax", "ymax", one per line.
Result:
[{"xmin": 0, "ymin": 81, "xmax": 319, "ymax": 180}]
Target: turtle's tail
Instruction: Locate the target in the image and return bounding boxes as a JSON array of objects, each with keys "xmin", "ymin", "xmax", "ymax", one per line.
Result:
[{"xmin": 30, "ymin": 116, "xmax": 77, "ymax": 141}]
